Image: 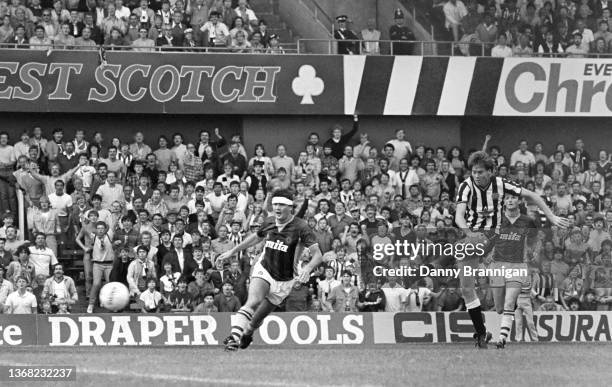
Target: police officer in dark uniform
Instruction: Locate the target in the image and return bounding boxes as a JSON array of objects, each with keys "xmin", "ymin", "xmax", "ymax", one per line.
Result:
[
  {"xmin": 334, "ymin": 15, "xmax": 360, "ymax": 55},
  {"xmin": 389, "ymin": 9, "xmax": 415, "ymax": 55}
]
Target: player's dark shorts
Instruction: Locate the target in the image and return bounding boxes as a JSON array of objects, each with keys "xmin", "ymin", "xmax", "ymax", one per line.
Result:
[
  {"xmin": 251, "ymin": 260, "xmax": 295, "ymax": 306},
  {"xmin": 488, "ymin": 261, "xmax": 530, "ymax": 288}
]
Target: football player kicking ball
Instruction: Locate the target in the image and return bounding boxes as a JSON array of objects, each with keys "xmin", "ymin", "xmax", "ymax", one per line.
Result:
[
  {"xmin": 217, "ymin": 190, "xmax": 323, "ymax": 351},
  {"xmin": 488, "ymin": 192, "xmax": 536, "ymax": 349}
]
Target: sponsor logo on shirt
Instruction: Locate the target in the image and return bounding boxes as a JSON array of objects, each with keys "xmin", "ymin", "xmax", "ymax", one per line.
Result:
[
  {"xmin": 265, "ymin": 239, "xmax": 289, "ymax": 252},
  {"xmin": 499, "ymin": 232, "xmax": 521, "ymax": 241}
]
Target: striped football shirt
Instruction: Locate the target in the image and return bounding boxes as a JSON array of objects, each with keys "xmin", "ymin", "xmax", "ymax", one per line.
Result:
[{"xmin": 456, "ymin": 176, "xmax": 523, "ymax": 232}]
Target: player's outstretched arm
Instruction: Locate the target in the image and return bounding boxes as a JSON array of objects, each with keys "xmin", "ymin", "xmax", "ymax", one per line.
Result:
[
  {"xmin": 520, "ymin": 189, "xmax": 570, "ymax": 228},
  {"xmin": 217, "ymin": 233, "xmax": 263, "ymax": 262}
]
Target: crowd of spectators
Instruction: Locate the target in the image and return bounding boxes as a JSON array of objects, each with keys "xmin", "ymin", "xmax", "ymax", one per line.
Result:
[
  {"xmin": 432, "ymin": 0, "xmax": 612, "ymax": 57},
  {"xmin": 0, "ymin": 0, "xmax": 287, "ymax": 53},
  {"xmin": 0, "ymin": 119, "xmax": 611, "ymax": 321}
]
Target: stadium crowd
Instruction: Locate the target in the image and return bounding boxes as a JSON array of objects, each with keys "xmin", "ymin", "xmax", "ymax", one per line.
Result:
[
  {"xmin": 0, "ymin": 119, "xmax": 610, "ymax": 326},
  {"xmin": 0, "ymin": 0, "xmax": 288, "ymax": 53},
  {"xmin": 434, "ymin": 0, "xmax": 612, "ymax": 57}
]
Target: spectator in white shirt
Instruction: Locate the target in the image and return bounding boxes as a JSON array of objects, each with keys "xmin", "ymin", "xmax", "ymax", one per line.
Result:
[
  {"xmin": 28, "ymin": 233, "xmax": 59, "ymax": 278},
  {"xmin": 3, "ymin": 276, "xmax": 37, "ymax": 314},
  {"xmin": 510, "ymin": 140, "xmax": 536, "ymax": 167},
  {"xmin": 114, "ymin": 0, "xmax": 131, "ymax": 21},
  {"xmin": 491, "ymin": 34, "xmax": 513, "ymax": 57},
  {"xmin": 381, "ymin": 277, "xmax": 408, "ymax": 312},
  {"xmin": 360, "ymin": 18, "xmax": 381, "ymax": 55},
  {"xmin": 443, "ymin": 0, "xmax": 468, "ymax": 41},
  {"xmin": 200, "ymin": 10, "xmax": 230, "ymax": 47},
  {"xmin": 234, "ymin": 0, "xmax": 257, "ymax": 31},
  {"xmin": 95, "ymin": 170, "xmax": 124, "ymax": 210}
]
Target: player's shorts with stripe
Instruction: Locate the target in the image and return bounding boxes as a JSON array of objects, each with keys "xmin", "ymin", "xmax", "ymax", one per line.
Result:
[
  {"xmin": 251, "ymin": 260, "xmax": 295, "ymax": 306},
  {"xmin": 488, "ymin": 261, "xmax": 530, "ymax": 288}
]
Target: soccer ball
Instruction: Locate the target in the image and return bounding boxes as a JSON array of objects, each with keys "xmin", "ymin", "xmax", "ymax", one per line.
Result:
[{"xmin": 99, "ymin": 282, "xmax": 130, "ymax": 312}]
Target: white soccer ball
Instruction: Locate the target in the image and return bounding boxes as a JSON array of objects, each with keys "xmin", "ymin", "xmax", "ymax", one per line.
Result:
[{"xmin": 99, "ymin": 282, "xmax": 130, "ymax": 312}]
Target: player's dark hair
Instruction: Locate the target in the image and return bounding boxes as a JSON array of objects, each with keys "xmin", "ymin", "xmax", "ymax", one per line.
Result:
[{"xmin": 273, "ymin": 189, "xmax": 293, "ymax": 201}]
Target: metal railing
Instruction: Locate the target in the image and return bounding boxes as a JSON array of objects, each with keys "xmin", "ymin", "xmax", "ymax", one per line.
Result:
[
  {"xmin": 4, "ymin": 40, "xmax": 612, "ymax": 58},
  {"xmin": 296, "ymin": 38, "xmax": 612, "ymax": 57},
  {"xmin": 0, "ymin": 42, "xmax": 299, "ymax": 54}
]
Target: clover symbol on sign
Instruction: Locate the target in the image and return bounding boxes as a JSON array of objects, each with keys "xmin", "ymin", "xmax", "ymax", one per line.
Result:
[{"xmin": 292, "ymin": 65, "xmax": 324, "ymax": 104}]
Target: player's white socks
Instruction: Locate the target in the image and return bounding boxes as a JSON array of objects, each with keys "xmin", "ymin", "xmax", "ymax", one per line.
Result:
[
  {"xmin": 499, "ymin": 310, "xmax": 514, "ymax": 342},
  {"xmin": 231, "ymin": 307, "xmax": 254, "ymax": 340}
]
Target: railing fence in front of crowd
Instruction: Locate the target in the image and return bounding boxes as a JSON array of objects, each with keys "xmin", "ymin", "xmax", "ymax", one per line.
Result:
[{"xmin": 5, "ymin": 41, "xmax": 612, "ymax": 58}]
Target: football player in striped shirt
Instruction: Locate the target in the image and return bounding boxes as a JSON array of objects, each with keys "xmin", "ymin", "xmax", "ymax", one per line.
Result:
[
  {"xmin": 455, "ymin": 151, "xmax": 568, "ymax": 349},
  {"xmin": 217, "ymin": 189, "xmax": 324, "ymax": 351},
  {"xmin": 488, "ymin": 192, "xmax": 537, "ymax": 348}
]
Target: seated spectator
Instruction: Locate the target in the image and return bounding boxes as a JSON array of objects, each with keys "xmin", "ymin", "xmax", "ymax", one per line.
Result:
[
  {"xmin": 139, "ymin": 277, "xmax": 162, "ymax": 313},
  {"xmin": 491, "ymin": 34, "xmax": 513, "ymax": 56},
  {"xmin": 41, "ymin": 263, "xmax": 77, "ymax": 313},
  {"xmin": 75, "ymin": 27, "xmax": 98, "ymax": 50},
  {"xmin": 9, "ymin": 23, "xmax": 27, "ymax": 48},
  {"xmin": 249, "ymin": 31, "xmax": 265, "ymax": 52},
  {"xmin": 234, "ymin": 0, "xmax": 258, "ymax": 31},
  {"xmin": 133, "ymin": 0, "xmax": 156, "ymax": 29},
  {"xmin": 265, "ymin": 33, "xmax": 284, "ymax": 54},
  {"xmin": 29, "ymin": 24, "xmax": 51, "ymax": 49},
  {"xmin": 193, "ymin": 291, "xmax": 218, "ymax": 313},
  {"xmin": 53, "ymin": 22, "xmax": 75, "ymax": 48},
  {"xmin": 105, "ymin": 26, "xmax": 127, "ymax": 49},
  {"xmin": 566, "ymin": 31, "xmax": 589, "ymax": 57},
  {"xmin": 592, "ymin": 36, "xmax": 609, "ymax": 55},
  {"xmin": 231, "ymin": 29, "xmax": 251, "ymax": 52},
  {"xmin": 132, "ymin": 26, "xmax": 155, "ymax": 51},
  {"xmin": 182, "ymin": 28, "xmax": 198, "ymax": 50},
  {"xmin": 167, "ymin": 276, "xmax": 193, "ymax": 311}
]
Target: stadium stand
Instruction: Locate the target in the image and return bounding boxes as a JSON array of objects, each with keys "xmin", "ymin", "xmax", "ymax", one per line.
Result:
[{"xmin": 0, "ymin": 0, "xmax": 612, "ymax": 319}]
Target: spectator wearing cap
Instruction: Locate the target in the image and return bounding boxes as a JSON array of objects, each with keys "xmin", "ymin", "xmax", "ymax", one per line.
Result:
[
  {"xmin": 183, "ymin": 28, "xmax": 198, "ymax": 49},
  {"xmin": 265, "ymin": 33, "xmax": 285, "ymax": 54},
  {"xmin": 389, "ymin": 8, "xmax": 415, "ymax": 55},
  {"xmin": 334, "ymin": 15, "xmax": 359, "ymax": 54},
  {"xmin": 200, "ymin": 10, "xmax": 230, "ymax": 48}
]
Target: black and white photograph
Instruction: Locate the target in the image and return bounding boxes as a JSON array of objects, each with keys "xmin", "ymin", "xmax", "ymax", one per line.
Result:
[{"xmin": 0, "ymin": 0, "xmax": 611, "ymax": 386}]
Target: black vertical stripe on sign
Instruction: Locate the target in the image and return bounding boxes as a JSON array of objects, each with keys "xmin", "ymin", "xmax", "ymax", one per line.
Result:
[
  {"xmin": 354, "ymin": 56, "xmax": 395, "ymax": 115},
  {"xmin": 411, "ymin": 57, "xmax": 449, "ymax": 115},
  {"xmin": 465, "ymin": 58, "xmax": 504, "ymax": 115}
]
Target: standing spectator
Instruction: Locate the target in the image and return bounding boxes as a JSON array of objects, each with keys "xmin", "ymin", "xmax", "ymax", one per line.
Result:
[
  {"xmin": 87, "ymin": 221, "xmax": 115, "ymax": 314},
  {"xmin": 475, "ymin": 12, "xmax": 498, "ymax": 55},
  {"xmin": 28, "ymin": 233, "xmax": 58, "ymax": 278},
  {"xmin": 234, "ymin": 0, "xmax": 257, "ymax": 31},
  {"xmin": 327, "ymin": 270, "xmax": 360, "ymax": 312},
  {"xmin": 200, "ymin": 10, "xmax": 229, "ymax": 48},
  {"xmin": 133, "ymin": 0, "xmax": 155, "ymax": 28},
  {"xmin": 381, "ymin": 276, "xmax": 408, "ymax": 312},
  {"xmin": 443, "ymin": 0, "xmax": 468, "ymax": 42},
  {"xmin": 3, "ymin": 276, "xmax": 37, "ymax": 314},
  {"xmin": 334, "ymin": 15, "xmax": 359, "ymax": 55},
  {"xmin": 360, "ymin": 18, "xmax": 380, "ymax": 55},
  {"xmin": 0, "ymin": 132, "xmax": 17, "ymax": 216},
  {"xmin": 389, "ymin": 8, "xmax": 415, "ymax": 55},
  {"xmin": 324, "ymin": 116, "xmax": 359, "ymax": 160}
]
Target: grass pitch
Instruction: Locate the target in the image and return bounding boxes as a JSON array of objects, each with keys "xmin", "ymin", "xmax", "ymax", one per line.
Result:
[{"xmin": 1, "ymin": 343, "xmax": 610, "ymax": 386}]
